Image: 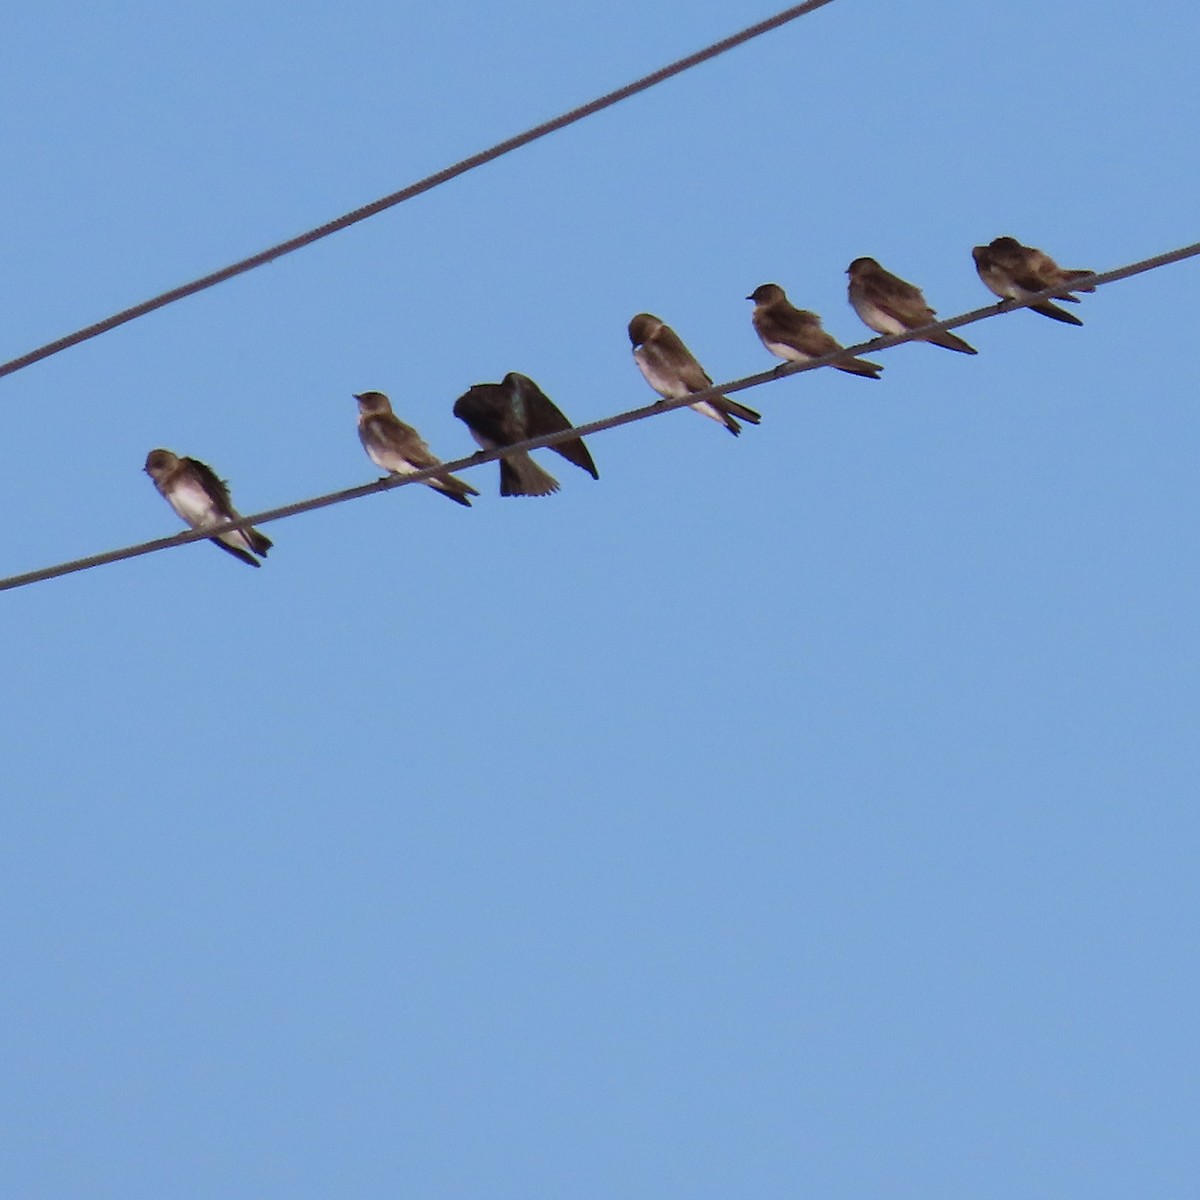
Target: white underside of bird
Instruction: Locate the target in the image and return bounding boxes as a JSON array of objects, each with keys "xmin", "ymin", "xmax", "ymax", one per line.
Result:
[
  {"xmin": 633, "ymin": 345, "xmax": 726, "ymax": 426},
  {"xmin": 850, "ymin": 297, "xmax": 907, "ymax": 336},
  {"xmin": 762, "ymin": 338, "xmax": 812, "ymax": 363},
  {"xmin": 166, "ymin": 478, "xmax": 255, "ymax": 555}
]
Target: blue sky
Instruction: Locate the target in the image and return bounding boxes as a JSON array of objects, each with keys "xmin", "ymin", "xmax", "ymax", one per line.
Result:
[{"xmin": 2, "ymin": 2, "xmax": 1198, "ymax": 1196}]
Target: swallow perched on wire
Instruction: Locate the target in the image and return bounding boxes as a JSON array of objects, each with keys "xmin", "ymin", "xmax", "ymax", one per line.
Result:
[
  {"xmin": 354, "ymin": 390, "xmax": 478, "ymax": 506},
  {"xmin": 144, "ymin": 449, "xmax": 272, "ymax": 567},
  {"xmin": 747, "ymin": 284, "xmax": 883, "ymax": 379},
  {"xmin": 452, "ymin": 372, "xmax": 598, "ymax": 497},
  {"xmin": 846, "ymin": 257, "xmax": 978, "ymax": 354},
  {"xmin": 972, "ymin": 236, "xmax": 1095, "ymax": 327},
  {"xmin": 628, "ymin": 312, "xmax": 761, "ymax": 435}
]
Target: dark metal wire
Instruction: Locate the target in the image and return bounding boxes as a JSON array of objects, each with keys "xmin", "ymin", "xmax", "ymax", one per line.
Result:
[
  {"xmin": 0, "ymin": 1, "xmax": 838, "ymax": 382},
  {"xmin": 3, "ymin": 240, "xmax": 1196, "ymax": 594}
]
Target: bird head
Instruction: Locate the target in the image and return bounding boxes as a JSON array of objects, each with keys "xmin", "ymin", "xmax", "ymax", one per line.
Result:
[
  {"xmin": 353, "ymin": 391, "xmax": 392, "ymax": 416},
  {"xmin": 627, "ymin": 313, "xmax": 663, "ymax": 347},
  {"xmin": 747, "ymin": 283, "xmax": 785, "ymax": 305},
  {"xmin": 144, "ymin": 448, "xmax": 178, "ymax": 479}
]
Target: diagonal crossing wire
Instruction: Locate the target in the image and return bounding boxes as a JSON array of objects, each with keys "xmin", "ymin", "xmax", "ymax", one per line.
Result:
[{"xmin": 0, "ymin": 1, "xmax": 839, "ymax": 382}]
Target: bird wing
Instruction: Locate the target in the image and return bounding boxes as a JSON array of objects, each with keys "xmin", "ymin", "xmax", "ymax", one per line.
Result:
[
  {"xmin": 454, "ymin": 385, "xmax": 521, "ymax": 445},
  {"xmin": 658, "ymin": 328, "xmax": 714, "ymax": 393},
  {"xmin": 509, "ymin": 374, "xmax": 573, "ymax": 437},
  {"xmin": 785, "ymin": 312, "xmax": 840, "ymax": 356},
  {"xmin": 374, "ymin": 414, "xmax": 439, "ymax": 468},
  {"xmin": 989, "ymin": 244, "xmax": 1058, "ymax": 294},
  {"xmin": 509, "ymin": 374, "xmax": 598, "ymax": 479},
  {"xmin": 859, "ymin": 268, "xmax": 935, "ymax": 325},
  {"xmin": 183, "ymin": 458, "xmax": 237, "ymax": 520}
]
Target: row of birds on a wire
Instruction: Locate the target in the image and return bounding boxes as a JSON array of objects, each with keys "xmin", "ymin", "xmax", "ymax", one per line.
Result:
[{"xmin": 145, "ymin": 235, "xmax": 1096, "ymax": 567}]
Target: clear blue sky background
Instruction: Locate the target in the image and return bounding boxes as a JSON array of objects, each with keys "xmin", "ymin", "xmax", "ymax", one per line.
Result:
[{"xmin": 2, "ymin": 2, "xmax": 1197, "ymax": 1196}]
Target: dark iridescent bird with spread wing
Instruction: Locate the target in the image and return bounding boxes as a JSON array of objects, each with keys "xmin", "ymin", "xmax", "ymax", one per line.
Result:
[{"xmin": 453, "ymin": 372, "xmax": 598, "ymax": 497}]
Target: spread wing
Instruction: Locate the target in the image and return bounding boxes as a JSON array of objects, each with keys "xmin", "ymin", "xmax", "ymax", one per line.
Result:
[
  {"xmin": 508, "ymin": 373, "xmax": 573, "ymax": 438},
  {"xmin": 453, "ymin": 384, "xmax": 523, "ymax": 445},
  {"xmin": 507, "ymin": 373, "xmax": 598, "ymax": 480}
]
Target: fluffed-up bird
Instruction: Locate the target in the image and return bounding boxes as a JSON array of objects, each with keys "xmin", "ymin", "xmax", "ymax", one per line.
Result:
[
  {"xmin": 847, "ymin": 257, "xmax": 977, "ymax": 354},
  {"xmin": 747, "ymin": 284, "xmax": 882, "ymax": 379},
  {"xmin": 972, "ymin": 236, "xmax": 1095, "ymax": 326},
  {"xmin": 354, "ymin": 390, "xmax": 479, "ymax": 506},
  {"xmin": 144, "ymin": 449, "xmax": 272, "ymax": 567},
  {"xmin": 452, "ymin": 372, "xmax": 598, "ymax": 497},
  {"xmin": 628, "ymin": 312, "xmax": 761, "ymax": 435}
]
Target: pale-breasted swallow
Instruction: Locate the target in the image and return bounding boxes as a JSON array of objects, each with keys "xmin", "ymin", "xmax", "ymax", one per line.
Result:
[
  {"xmin": 354, "ymin": 391, "xmax": 479, "ymax": 506},
  {"xmin": 847, "ymin": 257, "xmax": 978, "ymax": 354},
  {"xmin": 747, "ymin": 283, "xmax": 883, "ymax": 379},
  {"xmin": 144, "ymin": 449, "xmax": 272, "ymax": 567},
  {"xmin": 972, "ymin": 236, "xmax": 1095, "ymax": 327},
  {"xmin": 452, "ymin": 372, "xmax": 598, "ymax": 497},
  {"xmin": 627, "ymin": 313, "xmax": 761, "ymax": 435}
]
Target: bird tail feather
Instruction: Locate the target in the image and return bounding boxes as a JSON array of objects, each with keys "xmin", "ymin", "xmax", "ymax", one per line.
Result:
[
  {"xmin": 719, "ymin": 395, "xmax": 761, "ymax": 426},
  {"xmin": 836, "ymin": 357, "xmax": 884, "ymax": 379},
  {"xmin": 550, "ymin": 437, "xmax": 599, "ymax": 480},
  {"xmin": 432, "ymin": 473, "xmax": 479, "ymax": 506},
  {"xmin": 1031, "ymin": 301, "xmax": 1084, "ymax": 327},
  {"xmin": 213, "ymin": 536, "xmax": 263, "ymax": 567},
  {"xmin": 927, "ymin": 330, "xmax": 978, "ymax": 355},
  {"xmin": 500, "ymin": 452, "xmax": 560, "ymax": 497}
]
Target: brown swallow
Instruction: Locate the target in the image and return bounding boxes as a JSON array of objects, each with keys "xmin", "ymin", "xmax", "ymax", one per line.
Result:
[
  {"xmin": 847, "ymin": 257, "xmax": 977, "ymax": 354},
  {"xmin": 972, "ymin": 236, "xmax": 1095, "ymax": 326},
  {"xmin": 354, "ymin": 391, "xmax": 479, "ymax": 506},
  {"xmin": 144, "ymin": 449, "xmax": 272, "ymax": 567},
  {"xmin": 747, "ymin": 284, "xmax": 882, "ymax": 379},
  {"xmin": 628, "ymin": 313, "xmax": 761, "ymax": 435}
]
